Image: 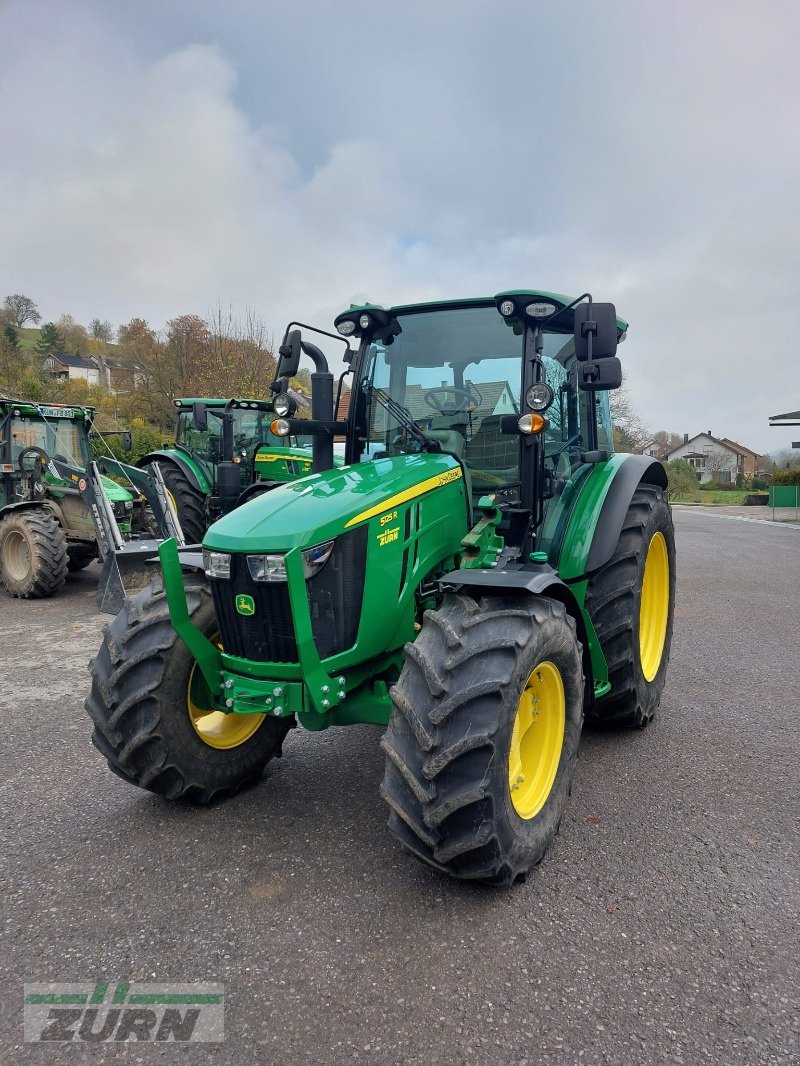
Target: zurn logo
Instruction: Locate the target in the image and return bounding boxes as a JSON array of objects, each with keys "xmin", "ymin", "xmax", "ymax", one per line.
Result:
[{"xmin": 23, "ymin": 982, "xmax": 224, "ymax": 1043}]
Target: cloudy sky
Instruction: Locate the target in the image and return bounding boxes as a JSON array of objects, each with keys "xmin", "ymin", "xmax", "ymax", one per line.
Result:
[{"xmin": 2, "ymin": 0, "xmax": 799, "ymax": 452}]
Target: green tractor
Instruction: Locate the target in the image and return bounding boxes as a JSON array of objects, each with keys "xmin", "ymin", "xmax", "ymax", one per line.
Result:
[
  {"xmin": 0, "ymin": 399, "xmax": 139, "ymax": 597},
  {"xmin": 86, "ymin": 293, "xmax": 675, "ymax": 885},
  {"xmin": 137, "ymin": 396, "xmax": 317, "ymax": 544}
]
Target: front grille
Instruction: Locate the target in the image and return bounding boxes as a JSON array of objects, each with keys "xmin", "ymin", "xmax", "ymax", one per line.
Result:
[
  {"xmin": 211, "ymin": 554, "xmax": 298, "ymax": 662},
  {"xmin": 307, "ymin": 527, "xmax": 367, "ymax": 660}
]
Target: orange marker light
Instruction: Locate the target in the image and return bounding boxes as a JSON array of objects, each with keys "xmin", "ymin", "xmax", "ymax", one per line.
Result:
[{"xmin": 518, "ymin": 412, "xmax": 547, "ymax": 435}]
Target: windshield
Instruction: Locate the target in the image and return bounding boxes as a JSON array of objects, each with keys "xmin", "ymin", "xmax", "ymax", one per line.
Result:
[
  {"xmin": 363, "ymin": 305, "xmax": 580, "ymax": 492},
  {"xmin": 9, "ymin": 415, "xmax": 90, "ymax": 468},
  {"xmin": 176, "ymin": 409, "xmax": 312, "ymax": 462}
]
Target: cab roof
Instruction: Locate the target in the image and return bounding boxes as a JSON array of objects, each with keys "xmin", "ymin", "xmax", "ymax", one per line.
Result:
[
  {"xmin": 335, "ymin": 290, "xmax": 628, "ymax": 337},
  {"xmin": 0, "ymin": 398, "xmax": 95, "ymax": 418}
]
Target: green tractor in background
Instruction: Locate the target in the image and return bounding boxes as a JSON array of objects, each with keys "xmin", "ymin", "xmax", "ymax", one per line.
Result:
[
  {"xmin": 0, "ymin": 399, "xmax": 139, "ymax": 597},
  {"xmin": 137, "ymin": 396, "xmax": 317, "ymax": 544},
  {"xmin": 87, "ymin": 292, "xmax": 675, "ymax": 885}
]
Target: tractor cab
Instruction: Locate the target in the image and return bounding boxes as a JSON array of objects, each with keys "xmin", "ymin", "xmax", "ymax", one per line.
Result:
[
  {"xmin": 1, "ymin": 399, "xmax": 92, "ymax": 476},
  {"xmin": 337, "ymin": 293, "xmax": 626, "ymax": 558},
  {"xmin": 174, "ymin": 398, "xmax": 314, "ymax": 476}
]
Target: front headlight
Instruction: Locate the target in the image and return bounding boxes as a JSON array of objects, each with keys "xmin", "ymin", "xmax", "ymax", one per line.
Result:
[
  {"xmin": 247, "ymin": 554, "xmax": 287, "ymax": 582},
  {"xmin": 301, "ymin": 540, "xmax": 334, "ymax": 579},
  {"xmin": 203, "ymin": 550, "xmax": 231, "ymax": 579}
]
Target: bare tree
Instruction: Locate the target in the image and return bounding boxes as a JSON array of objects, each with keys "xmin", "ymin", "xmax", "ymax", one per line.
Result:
[
  {"xmin": 704, "ymin": 448, "xmax": 737, "ymax": 483},
  {"xmin": 611, "ymin": 379, "xmax": 649, "ymax": 451},
  {"xmin": 3, "ymin": 294, "xmax": 42, "ymax": 327},
  {"xmin": 89, "ymin": 318, "xmax": 114, "ymax": 343}
]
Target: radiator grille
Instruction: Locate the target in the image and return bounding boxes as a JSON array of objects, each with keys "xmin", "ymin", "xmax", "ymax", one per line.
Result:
[
  {"xmin": 211, "ymin": 554, "xmax": 298, "ymax": 662},
  {"xmin": 307, "ymin": 527, "xmax": 367, "ymax": 660},
  {"xmin": 210, "ymin": 527, "xmax": 368, "ymax": 664}
]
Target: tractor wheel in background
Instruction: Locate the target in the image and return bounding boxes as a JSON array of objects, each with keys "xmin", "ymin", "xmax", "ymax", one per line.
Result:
[
  {"xmin": 585, "ymin": 483, "xmax": 675, "ymax": 729},
  {"xmin": 381, "ymin": 593, "xmax": 584, "ymax": 886},
  {"xmin": 85, "ymin": 574, "xmax": 294, "ymax": 802},
  {"xmin": 0, "ymin": 510, "xmax": 68, "ymax": 598},
  {"xmin": 67, "ymin": 544, "xmax": 98, "ymax": 571},
  {"xmin": 153, "ymin": 463, "xmax": 207, "ymax": 544}
]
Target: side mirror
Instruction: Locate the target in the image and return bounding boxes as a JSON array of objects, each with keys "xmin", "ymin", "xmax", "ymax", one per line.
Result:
[
  {"xmin": 277, "ymin": 329, "xmax": 302, "ymax": 380},
  {"xmin": 574, "ymin": 302, "xmax": 618, "ymax": 360},
  {"xmin": 122, "ymin": 431, "xmax": 132, "ymax": 452},
  {"xmin": 192, "ymin": 401, "xmax": 208, "ymax": 432},
  {"xmin": 578, "ymin": 356, "xmax": 623, "ymax": 391}
]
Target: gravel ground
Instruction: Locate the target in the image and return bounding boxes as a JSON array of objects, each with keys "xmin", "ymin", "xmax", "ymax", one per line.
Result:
[{"xmin": 0, "ymin": 509, "xmax": 798, "ymax": 1064}]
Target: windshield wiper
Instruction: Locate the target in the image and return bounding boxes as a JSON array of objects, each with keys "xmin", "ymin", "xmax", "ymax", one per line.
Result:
[{"xmin": 368, "ymin": 386, "xmax": 440, "ymax": 452}]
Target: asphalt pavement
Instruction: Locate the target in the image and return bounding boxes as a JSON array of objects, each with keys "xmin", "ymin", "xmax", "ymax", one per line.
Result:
[{"xmin": 1, "ymin": 508, "xmax": 798, "ymax": 1064}]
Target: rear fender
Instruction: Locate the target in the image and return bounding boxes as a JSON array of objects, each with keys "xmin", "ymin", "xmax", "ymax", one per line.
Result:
[
  {"xmin": 137, "ymin": 450, "xmax": 211, "ymax": 495},
  {"xmin": 559, "ymin": 454, "xmax": 667, "ymax": 581}
]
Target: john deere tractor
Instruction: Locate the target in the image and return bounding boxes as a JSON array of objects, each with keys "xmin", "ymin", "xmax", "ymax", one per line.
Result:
[
  {"xmin": 137, "ymin": 397, "xmax": 316, "ymax": 543},
  {"xmin": 0, "ymin": 399, "xmax": 140, "ymax": 597},
  {"xmin": 86, "ymin": 293, "xmax": 675, "ymax": 885}
]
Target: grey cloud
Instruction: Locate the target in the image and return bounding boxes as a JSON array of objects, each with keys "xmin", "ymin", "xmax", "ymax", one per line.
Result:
[{"xmin": 1, "ymin": 0, "xmax": 798, "ymax": 451}]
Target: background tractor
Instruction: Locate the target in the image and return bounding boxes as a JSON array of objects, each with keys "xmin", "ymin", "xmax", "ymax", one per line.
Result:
[
  {"xmin": 0, "ymin": 398, "xmax": 141, "ymax": 597},
  {"xmin": 137, "ymin": 396, "xmax": 317, "ymax": 543},
  {"xmin": 87, "ymin": 293, "xmax": 675, "ymax": 886}
]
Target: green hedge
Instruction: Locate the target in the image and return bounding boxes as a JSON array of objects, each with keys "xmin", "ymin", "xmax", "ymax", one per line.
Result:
[{"xmin": 772, "ymin": 467, "xmax": 800, "ymax": 486}]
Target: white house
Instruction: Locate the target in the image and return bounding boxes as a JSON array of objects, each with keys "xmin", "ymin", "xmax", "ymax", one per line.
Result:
[
  {"xmin": 43, "ymin": 352, "xmax": 148, "ymax": 394},
  {"xmin": 640, "ymin": 440, "xmax": 663, "ymax": 458},
  {"xmin": 664, "ymin": 432, "xmax": 760, "ymax": 484},
  {"xmin": 42, "ymin": 352, "xmax": 100, "ymax": 385}
]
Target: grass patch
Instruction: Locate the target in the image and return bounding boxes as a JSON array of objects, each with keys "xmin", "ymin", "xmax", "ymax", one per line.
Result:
[
  {"xmin": 16, "ymin": 327, "xmax": 40, "ymax": 351},
  {"xmin": 673, "ymin": 489, "xmax": 748, "ymax": 505}
]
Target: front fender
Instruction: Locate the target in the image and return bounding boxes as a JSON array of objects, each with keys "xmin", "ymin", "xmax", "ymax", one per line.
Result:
[
  {"xmin": 0, "ymin": 500, "xmax": 50, "ymax": 521},
  {"xmin": 438, "ymin": 565, "xmax": 604, "ymax": 696}
]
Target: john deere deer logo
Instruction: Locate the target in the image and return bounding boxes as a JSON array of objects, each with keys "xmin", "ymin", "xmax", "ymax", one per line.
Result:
[{"xmin": 235, "ymin": 594, "xmax": 255, "ymax": 616}]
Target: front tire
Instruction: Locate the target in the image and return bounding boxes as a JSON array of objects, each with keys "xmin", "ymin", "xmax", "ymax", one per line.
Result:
[
  {"xmin": 0, "ymin": 510, "xmax": 68, "ymax": 598},
  {"xmin": 85, "ymin": 575, "xmax": 293, "ymax": 802},
  {"xmin": 381, "ymin": 594, "xmax": 584, "ymax": 886},
  {"xmin": 585, "ymin": 483, "xmax": 676, "ymax": 728}
]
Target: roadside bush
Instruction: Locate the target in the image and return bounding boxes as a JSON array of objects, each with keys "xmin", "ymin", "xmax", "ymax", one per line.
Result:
[{"xmin": 664, "ymin": 459, "xmax": 700, "ymax": 501}]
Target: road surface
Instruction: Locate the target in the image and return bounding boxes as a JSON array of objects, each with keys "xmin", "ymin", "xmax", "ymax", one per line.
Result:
[{"xmin": 1, "ymin": 509, "xmax": 797, "ymax": 1063}]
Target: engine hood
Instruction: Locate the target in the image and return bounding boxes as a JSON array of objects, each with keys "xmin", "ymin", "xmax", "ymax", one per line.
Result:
[
  {"xmin": 203, "ymin": 453, "xmax": 464, "ymax": 553},
  {"xmin": 99, "ymin": 475, "xmax": 134, "ymax": 503}
]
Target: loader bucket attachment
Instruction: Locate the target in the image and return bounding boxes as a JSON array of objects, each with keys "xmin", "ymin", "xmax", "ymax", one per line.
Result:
[{"xmin": 96, "ymin": 541, "xmax": 162, "ymax": 613}]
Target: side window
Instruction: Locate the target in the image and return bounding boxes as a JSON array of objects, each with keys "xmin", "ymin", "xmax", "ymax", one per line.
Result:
[{"xmin": 595, "ymin": 391, "xmax": 613, "ymax": 452}]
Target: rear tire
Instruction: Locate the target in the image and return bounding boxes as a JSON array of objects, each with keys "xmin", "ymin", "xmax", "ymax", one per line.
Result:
[
  {"xmin": 585, "ymin": 483, "xmax": 675, "ymax": 728},
  {"xmin": 381, "ymin": 594, "xmax": 584, "ymax": 886},
  {"xmin": 0, "ymin": 510, "xmax": 68, "ymax": 598},
  {"xmin": 154, "ymin": 463, "xmax": 207, "ymax": 544},
  {"xmin": 85, "ymin": 575, "xmax": 294, "ymax": 802}
]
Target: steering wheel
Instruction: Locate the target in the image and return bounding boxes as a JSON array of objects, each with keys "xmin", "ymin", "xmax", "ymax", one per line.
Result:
[
  {"xmin": 424, "ymin": 386, "xmax": 479, "ymax": 417},
  {"xmin": 17, "ymin": 446, "xmax": 50, "ymax": 475}
]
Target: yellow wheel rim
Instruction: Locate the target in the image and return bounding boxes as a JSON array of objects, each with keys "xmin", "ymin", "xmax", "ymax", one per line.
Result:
[
  {"xmin": 186, "ymin": 639, "xmax": 265, "ymax": 750},
  {"xmin": 639, "ymin": 531, "xmax": 669, "ymax": 682},
  {"xmin": 508, "ymin": 660, "xmax": 565, "ymax": 820}
]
